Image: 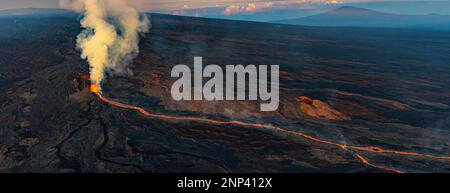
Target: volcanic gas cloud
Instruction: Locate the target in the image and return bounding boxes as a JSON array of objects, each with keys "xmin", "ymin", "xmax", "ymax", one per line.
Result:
[{"xmin": 60, "ymin": 0, "xmax": 149, "ymax": 91}]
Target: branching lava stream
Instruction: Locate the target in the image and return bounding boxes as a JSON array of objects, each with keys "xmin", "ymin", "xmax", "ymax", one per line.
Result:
[{"xmin": 90, "ymin": 84, "xmax": 449, "ymax": 173}]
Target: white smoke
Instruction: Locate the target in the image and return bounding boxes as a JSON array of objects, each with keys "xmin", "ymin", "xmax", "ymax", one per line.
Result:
[{"xmin": 60, "ymin": 0, "xmax": 149, "ymax": 89}]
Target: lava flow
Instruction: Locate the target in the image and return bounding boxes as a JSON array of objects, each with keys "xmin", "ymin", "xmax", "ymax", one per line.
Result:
[{"xmin": 89, "ymin": 84, "xmax": 450, "ymax": 173}]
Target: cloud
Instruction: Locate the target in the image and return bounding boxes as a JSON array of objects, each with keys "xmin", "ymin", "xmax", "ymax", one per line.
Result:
[
  {"xmin": 326, "ymin": 0, "xmax": 344, "ymax": 4},
  {"xmin": 222, "ymin": 1, "xmax": 337, "ymax": 16},
  {"xmin": 223, "ymin": 4, "xmax": 243, "ymax": 16},
  {"xmin": 246, "ymin": 2, "xmax": 273, "ymax": 13},
  {"xmin": 223, "ymin": 2, "xmax": 274, "ymax": 16}
]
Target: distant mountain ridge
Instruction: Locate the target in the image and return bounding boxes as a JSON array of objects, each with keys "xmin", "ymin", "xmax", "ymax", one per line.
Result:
[
  {"xmin": 3, "ymin": 7, "xmax": 450, "ymax": 31},
  {"xmin": 0, "ymin": 8, "xmax": 75, "ymax": 17},
  {"xmin": 276, "ymin": 6, "xmax": 450, "ymax": 30}
]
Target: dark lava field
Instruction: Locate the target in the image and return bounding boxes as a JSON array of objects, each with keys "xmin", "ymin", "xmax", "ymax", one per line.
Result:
[{"xmin": 0, "ymin": 14, "xmax": 450, "ymax": 172}]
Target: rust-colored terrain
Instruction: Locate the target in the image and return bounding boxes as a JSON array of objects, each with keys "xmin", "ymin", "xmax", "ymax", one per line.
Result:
[{"xmin": 0, "ymin": 14, "xmax": 450, "ymax": 172}]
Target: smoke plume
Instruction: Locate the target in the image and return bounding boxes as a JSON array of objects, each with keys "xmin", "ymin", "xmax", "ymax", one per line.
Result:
[{"xmin": 60, "ymin": 0, "xmax": 149, "ymax": 89}]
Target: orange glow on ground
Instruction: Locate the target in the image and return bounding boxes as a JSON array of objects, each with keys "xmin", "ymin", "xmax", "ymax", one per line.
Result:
[
  {"xmin": 90, "ymin": 84, "xmax": 101, "ymax": 94},
  {"xmin": 92, "ymin": 86, "xmax": 450, "ymax": 173},
  {"xmin": 355, "ymin": 154, "xmax": 404, "ymax": 173}
]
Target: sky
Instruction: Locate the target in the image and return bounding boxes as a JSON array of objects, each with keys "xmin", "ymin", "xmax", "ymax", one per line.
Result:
[{"xmin": 0, "ymin": 0, "xmax": 442, "ymax": 11}]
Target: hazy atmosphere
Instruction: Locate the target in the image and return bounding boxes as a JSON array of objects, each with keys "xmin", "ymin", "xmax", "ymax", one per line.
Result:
[{"xmin": 1, "ymin": 0, "xmax": 449, "ymax": 13}]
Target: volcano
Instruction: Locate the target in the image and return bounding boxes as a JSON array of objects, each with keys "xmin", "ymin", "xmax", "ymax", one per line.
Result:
[
  {"xmin": 276, "ymin": 6, "xmax": 450, "ymax": 29},
  {"xmin": 0, "ymin": 13, "xmax": 450, "ymax": 172}
]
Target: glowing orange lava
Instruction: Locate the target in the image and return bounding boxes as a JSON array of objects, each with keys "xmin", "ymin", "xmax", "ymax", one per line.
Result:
[
  {"xmin": 355, "ymin": 154, "xmax": 404, "ymax": 173},
  {"xmin": 90, "ymin": 84, "xmax": 101, "ymax": 94},
  {"xmin": 90, "ymin": 85, "xmax": 450, "ymax": 173}
]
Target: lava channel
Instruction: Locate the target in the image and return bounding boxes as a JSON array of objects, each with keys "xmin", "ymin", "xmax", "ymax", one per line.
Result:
[{"xmin": 89, "ymin": 84, "xmax": 450, "ymax": 173}]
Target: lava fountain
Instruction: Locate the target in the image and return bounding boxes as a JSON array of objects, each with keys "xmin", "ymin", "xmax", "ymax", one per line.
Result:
[{"xmin": 89, "ymin": 84, "xmax": 101, "ymax": 94}]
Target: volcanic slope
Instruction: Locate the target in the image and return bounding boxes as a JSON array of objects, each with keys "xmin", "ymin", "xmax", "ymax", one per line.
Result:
[{"xmin": 1, "ymin": 14, "xmax": 450, "ymax": 172}]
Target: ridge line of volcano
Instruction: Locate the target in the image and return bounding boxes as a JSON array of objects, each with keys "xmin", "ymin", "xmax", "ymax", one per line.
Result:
[{"xmin": 92, "ymin": 90, "xmax": 450, "ymax": 173}]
